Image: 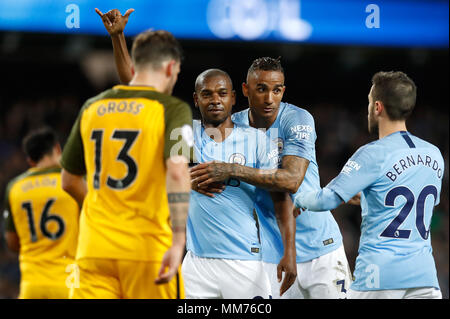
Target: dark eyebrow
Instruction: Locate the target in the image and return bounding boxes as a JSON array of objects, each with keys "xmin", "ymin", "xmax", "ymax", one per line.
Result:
[{"xmin": 200, "ymin": 87, "xmax": 229, "ymax": 94}]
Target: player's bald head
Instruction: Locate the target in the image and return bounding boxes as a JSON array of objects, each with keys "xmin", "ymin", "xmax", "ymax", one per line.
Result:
[{"xmin": 195, "ymin": 69, "xmax": 233, "ymax": 93}]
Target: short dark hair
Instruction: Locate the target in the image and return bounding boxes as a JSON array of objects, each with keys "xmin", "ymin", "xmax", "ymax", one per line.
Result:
[
  {"xmin": 371, "ymin": 71, "xmax": 417, "ymax": 120},
  {"xmin": 247, "ymin": 56, "xmax": 284, "ymax": 81},
  {"xmin": 131, "ymin": 30, "xmax": 183, "ymax": 70},
  {"xmin": 194, "ymin": 69, "xmax": 233, "ymax": 92},
  {"xmin": 22, "ymin": 127, "xmax": 58, "ymax": 163}
]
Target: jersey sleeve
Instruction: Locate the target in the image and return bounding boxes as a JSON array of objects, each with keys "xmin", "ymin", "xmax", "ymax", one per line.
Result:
[
  {"xmin": 326, "ymin": 143, "xmax": 383, "ymax": 203},
  {"xmin": 280, "ymin": 107, "xmax": 315, "ymax": 162},
  {"xmin": 164, "ymin": 101, "xmax": 194, "ymax": 162},
  {"xmin": 256, "ymin": 130, "xmax": 279, "ymax": 170},
  {"xmin": 60, "ymin": 107, "xmax": 86, "ymax": 175},
  {"xmin": 294, "ymin": 187, "xmax": 343, "ymax": 211},
  {"xmin": 3, "ymin": 181, "xmax": 16, "ymax": 233}
]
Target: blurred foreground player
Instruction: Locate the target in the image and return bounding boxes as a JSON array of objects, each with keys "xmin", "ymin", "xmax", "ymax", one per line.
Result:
[
  {"xmin": 60, "ymin": 29, "xmax": 193, "ymax": 298},
  {"xmin": 3, "ymin": 127, "xmax": 79, "ymax": 299},
  {"xmin": 294, "ymin": 71, "xmax": 444, "ymax": 299}
]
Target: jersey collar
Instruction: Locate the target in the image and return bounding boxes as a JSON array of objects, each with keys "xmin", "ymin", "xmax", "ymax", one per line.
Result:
[{"xmin": 113, "ymin": 85, "xmax": 157, "ymax": 91}]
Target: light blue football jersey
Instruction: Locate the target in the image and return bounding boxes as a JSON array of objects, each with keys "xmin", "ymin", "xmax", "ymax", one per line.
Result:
[
  {"xmin": 232, "ymin": 102, "xmax": 343, "ymax": 263},
  {"xmin": 186, "ymin": 120, "xmax": 278, "ymax": 260},
  {"xmin": 325, "ymin": 131, "xmax": 443, "ymax": 290}
]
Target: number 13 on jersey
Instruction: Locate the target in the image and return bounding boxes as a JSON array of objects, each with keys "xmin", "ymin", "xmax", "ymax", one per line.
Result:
[{"xmin": 90, "ymin": 129, "xmax": 140, "ymax": 190}]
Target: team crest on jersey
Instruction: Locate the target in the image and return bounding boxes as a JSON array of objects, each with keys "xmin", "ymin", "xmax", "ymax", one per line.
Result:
[
  {"xmin": 274, "ymin": 138, "xmax": 284, "ymax": 153},
  {"xmin": 273, "ymin": 138, "xmax": 283, "ymax": 165},
  {"xmin": 229, "ymin": 153, "xmax": 246, "ymax": 165}
]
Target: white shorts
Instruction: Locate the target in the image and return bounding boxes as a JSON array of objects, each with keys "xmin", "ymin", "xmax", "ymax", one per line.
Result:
[
  {"xmin": 348, "ymin": 287, "xmax": 442, "ymax": 299},
  {"xmin": 181, "ymin": 250, "xmax": 272, "ymax": 299},
  {"xmin": 264, "ymin": 244, "xmax": 352, "ymax": 299}
]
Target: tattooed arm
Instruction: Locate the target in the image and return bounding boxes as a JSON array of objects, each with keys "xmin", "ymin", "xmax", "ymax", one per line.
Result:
[
  {"xmin": 190, "ymin": 155, "xmax": 309, "ymax": 194},
  {"xmin": 155, "ymin": 155, "xmax": 190, "ymax": 284}
]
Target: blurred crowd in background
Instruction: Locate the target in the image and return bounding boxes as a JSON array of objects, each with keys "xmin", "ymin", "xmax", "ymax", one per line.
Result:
[{"xmin": 0, "ymin": 33, "xmax": 448, "ymax": 299}]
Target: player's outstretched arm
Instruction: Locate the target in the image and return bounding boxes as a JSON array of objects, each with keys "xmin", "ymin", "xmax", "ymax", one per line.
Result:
[
  {"xmin": 95, "ymin": 8, "xmax": 134, "ymax": 84},
  {"xmin": 270, "ymin": 192, "xmax": 297, "ymax": 296},
  {"xmin": 293, "ymin": 187, "xmax": 343, "ymax": 213},
  {"xmin": 190, "ymin": 155, "xmax": 309, "ymax": 194},
  {"xmin": 294, "ymin": 144, "xmax": 379, "ymax": 214},
  {"xmin": 155, "ymin": 156, "xmax": 190, "ymax": 284},
  {"xmin": 61, "ymin": 169, "xmax": 87, "ymax": 209}
]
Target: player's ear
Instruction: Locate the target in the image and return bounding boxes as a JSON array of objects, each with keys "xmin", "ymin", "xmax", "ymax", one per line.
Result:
[
  {"xmin": 130, "ymin": 65, "xmax": 135, "ymax": 77},
  {"xmin": 193, "ymin": 92, "xmax": 199, "ymax": 108},
  {"xmin": 165, "ymin": 60, "xmax": 176, "ymax": 77},
  {"xmin": 242, "ymin": 82, "xmax": 249, "ymax": 97},
  {"xmin": 374, "ymin": 101, "xmax": 384, "ymax": 115},
  {"xmin": 231, "ymin": 90, "xmax": 236, "ymax": 106},
  {"xmin": 54, "ymin": 143, "xmax": 62, "ymax": 156},
  {"xmin": 26, "ymin": 157, "xmax": 36, "ymax": 168}
]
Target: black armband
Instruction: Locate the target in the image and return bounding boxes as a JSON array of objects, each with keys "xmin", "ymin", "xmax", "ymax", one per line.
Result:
[{"xmin": 168, "ymin": 192, "xmax": 190, "ymax": 203}]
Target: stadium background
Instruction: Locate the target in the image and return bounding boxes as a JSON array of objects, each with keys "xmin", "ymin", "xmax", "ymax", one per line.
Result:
[{"xmin": 0, "ymin": 0, "xmax": 448, "ymax": 298}]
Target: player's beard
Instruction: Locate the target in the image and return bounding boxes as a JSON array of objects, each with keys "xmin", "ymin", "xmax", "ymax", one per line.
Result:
[{"xmin": 204, "ymin": 115, "xmax": 228, "ymax": 127}]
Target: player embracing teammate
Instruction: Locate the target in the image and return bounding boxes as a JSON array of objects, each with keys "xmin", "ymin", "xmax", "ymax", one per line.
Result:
[
  {"xmin": 97, "ymin": 8, "xmax": 352, "ymax": 299},
  {"xmin": 4, "ymin": 7, "xmax": 443, "ymax": 300}
]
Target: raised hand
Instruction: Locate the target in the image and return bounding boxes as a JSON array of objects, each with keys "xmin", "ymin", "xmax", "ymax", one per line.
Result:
[{"xmin": 95, "ymin": 8, "xmax": 134, "ymax": 36}]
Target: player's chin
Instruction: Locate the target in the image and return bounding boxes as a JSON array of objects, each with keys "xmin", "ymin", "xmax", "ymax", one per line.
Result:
[
  {"xmin": 258, "ymin": 108, "xmax": 276, "ymax": 118},
  {"xmin": 206, "ymin": 113, "xmax": 227, "ymax": 125}
]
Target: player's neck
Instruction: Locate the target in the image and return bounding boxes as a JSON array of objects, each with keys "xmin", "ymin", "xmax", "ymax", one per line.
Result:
[
  {"xmin": 378, "ymin": 119, "xmax": 408, "ymax": 139},
  {"xmin": 202, "ymin": 117, "xmax": 234, "ymax": 142},
  {"xmin": 129, "ymin": 72, "xmax": 167, "ymax": 93},
  {"xmin": 34, "ymin": 156, "xmax": 60, "ymax": 170}
]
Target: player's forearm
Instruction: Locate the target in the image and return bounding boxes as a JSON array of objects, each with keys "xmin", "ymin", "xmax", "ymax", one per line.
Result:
[
  {"xmin": 294, "ymin": 187, "xmax": 343, "ymax": 212},
  {"xmin": 230, "ymin": 164, "xmax": 300, "ymax": 193},
  {"xmin": 271, "ymin": 192, "xmax": 296, "ymax": 257},
  {"xmin": 61, "ymin": 170, "xmax": 87, "ymax": 209},
  {"xmin": 166, "ymin": 159, "xmax": 191, "ymax": 247},
  {"xmin": 111, "ymin": 32, "xmax": 133, "ymax": 84},
  {"xmin": 167, "ymin": 198, "xmax": 189, "ymax": 247}
]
